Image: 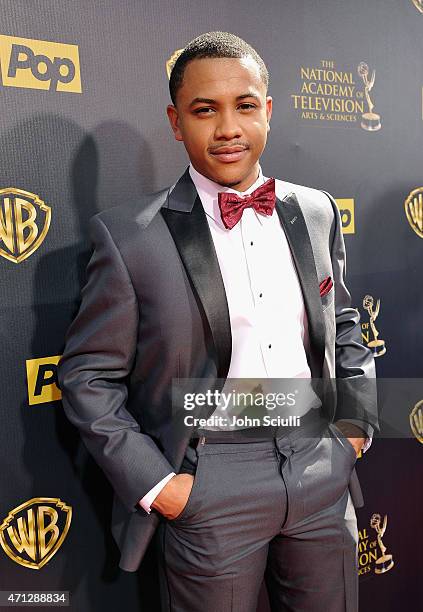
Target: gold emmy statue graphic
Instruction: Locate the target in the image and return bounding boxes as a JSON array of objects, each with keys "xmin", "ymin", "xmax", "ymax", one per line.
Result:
[
  {"xmin": 166, "ymin": 48, "xmax": 184, "ymax": 79},
  {"xmin": 409, "ymin": 400, "xmax": 423, "ymax": 444},
  {"xmin": 357, "ymin": 62, "xmax": 382, "ymax": 131},
  {"xmin": 412, "ymin": 0, "xmax": 423, "ymax": 14},
  {"xmin": 404, "ymin": 188, "xmax": 423, "ymax": 238},
  {"xmin": 370, "ymin": 514, "xmax": 394, "ymax": 574},
  {"xmin": 363, "ymin": 295, "xmax": 386, "ymax": 357}
]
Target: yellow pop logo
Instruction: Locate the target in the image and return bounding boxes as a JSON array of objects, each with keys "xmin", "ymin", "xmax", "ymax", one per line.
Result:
[
  {"xmin": 26, "ymin": 356, "xmax": 62, "ymax": 405},
  {"xmin": 0, "ymin": 35, "xmax": 81, "ymax": 93},
  {"xmin": 335, "ymin": 199, "xmax": 355, "ymax": 234}
]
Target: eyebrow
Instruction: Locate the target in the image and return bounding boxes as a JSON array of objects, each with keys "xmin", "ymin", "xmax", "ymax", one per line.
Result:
[{"xmin": 188, "ymin": 92, "xmax": 261, "ymax": 107}]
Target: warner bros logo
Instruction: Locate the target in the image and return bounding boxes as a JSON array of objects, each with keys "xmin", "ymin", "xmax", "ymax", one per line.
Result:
[
  {"xmin": 0, "ymin": 497, "xmax": 72, "ymax": 569},
  {"xmin": 0, "ymin": 188, "xmax": 51, "ymax": 263}
]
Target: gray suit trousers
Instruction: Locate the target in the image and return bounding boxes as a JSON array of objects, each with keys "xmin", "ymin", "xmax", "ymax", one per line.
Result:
[{"xmin": 155, "ymin": 413, "xmax": 359, "ymax": 612}]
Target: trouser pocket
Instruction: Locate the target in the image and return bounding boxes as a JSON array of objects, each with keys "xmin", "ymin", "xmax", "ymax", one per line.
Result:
[{"xmin": 168, "ymin": 451, "xmax": 204, "ymax": 522}]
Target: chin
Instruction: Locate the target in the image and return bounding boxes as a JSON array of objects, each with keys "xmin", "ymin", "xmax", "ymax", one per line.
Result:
[
  {"xmin": 215, "ymin": 176, "xmax": 243, "ymax": 188},
  {"xmin": 208, "ymin": 167, "xmax": 249, "ymax": 188}
]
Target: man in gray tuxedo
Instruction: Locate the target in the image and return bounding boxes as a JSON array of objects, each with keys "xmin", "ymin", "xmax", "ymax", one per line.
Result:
[{"xmin": 58, "ymin": 32, "xmax": 378, "ymax": 612}]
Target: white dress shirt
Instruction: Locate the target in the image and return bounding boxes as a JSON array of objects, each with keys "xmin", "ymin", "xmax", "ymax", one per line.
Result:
[{"xmin": 139, "ymin": 164, "xmax": 371, "ymax": 514}]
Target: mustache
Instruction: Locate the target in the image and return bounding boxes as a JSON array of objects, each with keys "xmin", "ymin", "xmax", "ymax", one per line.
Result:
[{"xmin": 208, "ymin": 141, "xmax": 250, "ymax": 153}]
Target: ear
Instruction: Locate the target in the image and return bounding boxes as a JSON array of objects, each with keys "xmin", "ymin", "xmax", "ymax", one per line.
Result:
[
  {"xmin": 265, "ymin": 96, "xmax": 273, "ymax": 132},
  {"xmin": 167, "ymin": 104, "xmax": 183, "ymax": 141}
]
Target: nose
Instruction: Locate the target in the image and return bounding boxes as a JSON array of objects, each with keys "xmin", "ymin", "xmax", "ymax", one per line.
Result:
[{"xmin": 214, "ymin": 109, "xmax": 242, "ymax": 140}]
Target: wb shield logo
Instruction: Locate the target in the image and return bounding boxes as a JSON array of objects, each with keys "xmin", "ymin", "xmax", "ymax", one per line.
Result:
[
  {"xmin": 0, "ymin": 498, "xmax": 72, "ymax": 570},
  {"xmin": 410, "ymin": 401, "xmax": 423, "ymax": 444},
  {"xmin": 0, "ymin": 189, "xmax": 51, "ymax": 263},
  {"xmin": 404, "ymin": 188, "xmax": 423, "ymax": 238}
]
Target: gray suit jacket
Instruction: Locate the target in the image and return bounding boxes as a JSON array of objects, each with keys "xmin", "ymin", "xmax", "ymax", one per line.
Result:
[{"xmin": 58, "ymin": 168, "xmax": 379, "ymax": 572}]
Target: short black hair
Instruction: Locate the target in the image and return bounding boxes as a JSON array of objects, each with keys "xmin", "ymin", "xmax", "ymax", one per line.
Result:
[{"xmin": 169, "ymin": 31, "xmax": 269, "ymax": 105}]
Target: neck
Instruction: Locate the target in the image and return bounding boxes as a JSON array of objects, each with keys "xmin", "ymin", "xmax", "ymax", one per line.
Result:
[
  {"xmin": 190, "ymin": 163, "xmax": 262, "ymax": 193},
  {"xmin": 218, "ymin": 166, "xmax": 261, "ymax": 193}
]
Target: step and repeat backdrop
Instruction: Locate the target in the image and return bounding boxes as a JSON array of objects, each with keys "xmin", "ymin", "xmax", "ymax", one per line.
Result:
[{"xmin": 0, "ymin": 1, "xmax": 421, "ymax": 610}]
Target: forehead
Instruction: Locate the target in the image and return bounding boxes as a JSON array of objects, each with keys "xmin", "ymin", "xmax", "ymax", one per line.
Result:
[{"xmin": 179, "ymin": 56, "xmax": 265, "ymax": 99}]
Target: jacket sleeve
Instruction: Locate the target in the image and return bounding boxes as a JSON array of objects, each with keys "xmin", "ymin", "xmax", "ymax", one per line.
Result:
[
  {"xmin": 322, "ymin": 190, "xmax": 379, "ymax": 434},
  {"xmin": 57, "ymin": 214, "xmax": 175, "ymax": 513}
]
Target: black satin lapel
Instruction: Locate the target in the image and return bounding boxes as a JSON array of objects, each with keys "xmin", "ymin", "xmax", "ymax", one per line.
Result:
[
  {"xmin": 161, "ymin": 196, "xmax": 232, "ymax": 380},
  {"xmin": 275, "ymin": 193, "xmax": 326, "ymax": 378}
]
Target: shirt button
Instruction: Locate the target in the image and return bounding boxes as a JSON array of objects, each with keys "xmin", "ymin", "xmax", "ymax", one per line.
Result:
[
  {"xmin": 268, "ymin": 344, "xmax": 272, "ymax": 349},
  {"xmin": 250, "ymin": 241, "xmax": 253, "ymax": 246},
  {"xmin": 259, "ymin": 293, "xmax": 263, "ymax": 298}
]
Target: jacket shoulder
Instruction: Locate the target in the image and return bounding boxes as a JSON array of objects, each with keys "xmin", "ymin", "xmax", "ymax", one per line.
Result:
[
  {"xmin": 90, "ymin": 186, "xmax": 171, "ymax": 232},
  {"xmin": 275, "ymin": 178, "xmax": 336, "ymax": 226}
]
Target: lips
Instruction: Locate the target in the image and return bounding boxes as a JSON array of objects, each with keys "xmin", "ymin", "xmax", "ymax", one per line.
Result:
[{"xmin": 210, "ymin": 145, "xmax": 248, "ymax": 163}]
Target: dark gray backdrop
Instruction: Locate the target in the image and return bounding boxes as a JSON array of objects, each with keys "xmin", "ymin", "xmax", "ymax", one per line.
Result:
[{"xmin": 0, "ymin": 1, "xmax": 421, "ymax": 610}]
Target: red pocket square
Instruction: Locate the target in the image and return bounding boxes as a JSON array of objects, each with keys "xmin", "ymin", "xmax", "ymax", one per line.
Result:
[{"xmin": 319, "ymin": 276, "xmax": 333, "ymax": 297}]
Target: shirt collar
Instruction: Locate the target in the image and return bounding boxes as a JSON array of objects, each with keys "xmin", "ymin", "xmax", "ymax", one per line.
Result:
[{"xmin": 188, "ymin": 163, "xmax": 267, "ymax": 228}]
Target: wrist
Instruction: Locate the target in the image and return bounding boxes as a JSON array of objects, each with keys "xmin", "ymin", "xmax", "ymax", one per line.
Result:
[
  {"xmin": 151, "ymin": 474, "xmax": 177, "ymax": 509},
  {"xmin": 334, "ymin": 420, "xmax": 366, "ymax": 440}
]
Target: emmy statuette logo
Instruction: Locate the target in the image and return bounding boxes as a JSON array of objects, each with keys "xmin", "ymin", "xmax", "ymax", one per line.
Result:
[
  {"xmin": 370, "ymin": 514, "xmax": 395, "ymax": 574},
  {"xmin": 409, "ymin": 400, "xmax": 423, "ymax": 444},
  {"xmin": 404, "ymin": 188, "xmax": 423, "ymax": 238},
  {"xmin": 290, "ymin": 59, "xmax": 382, "ymax": 130},
  {"xmin": 362, "ymin": 295, "xmax": 386, "ymax": 357},
  {"xmin": 0, "ymin": 189, "xmax": 51, "ymax": 263},
  {"xmin": 0, "ymin": 498, "xmax": 72, "ymax": 570},
  {"xmin": 412, "ymin": 0, "xmax": 423, "ymax": 13},
  {"xmin": 358, "ymin": 62, "xmax": 381, "ymax": 131}
]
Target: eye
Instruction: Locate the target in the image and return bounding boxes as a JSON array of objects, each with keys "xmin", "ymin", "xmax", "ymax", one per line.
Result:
[
  {"xmin": 193, "ymin": 107, "xmax": 215, "ymax": 114},
  {"xmin": 238, "ymin": 103, "xmax": 256, "ymax": 110}
]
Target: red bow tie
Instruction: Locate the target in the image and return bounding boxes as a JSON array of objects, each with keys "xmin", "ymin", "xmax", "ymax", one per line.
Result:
[{"xmin": 217, "ymin": 178, "xmax": 276, "ymax": 230}]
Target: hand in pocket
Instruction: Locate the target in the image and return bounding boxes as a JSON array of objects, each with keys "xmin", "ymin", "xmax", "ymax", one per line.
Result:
[{"xmin": 151, "ymin": 473, "xmax": 194, "ymax": 520}]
